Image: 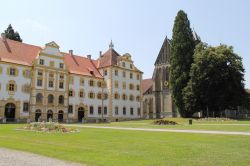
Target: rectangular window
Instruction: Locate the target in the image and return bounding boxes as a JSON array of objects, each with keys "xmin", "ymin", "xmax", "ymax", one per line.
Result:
[
  {"xmin": 89, "ymin": 106, "xmax": 94, "ymax": 115},
  {"xmin": 104, "ymin": 70, "xmax": 108, "ymax": 76},
  {"xmin": 98, "ymin": 107, "xmax": 102, "ymax": 115},
  {"xmin": 59, "ymin": 82, "xmax": 64, "ymax": 89},
  {"xmin": 122, "ymin": 62, "xmax": 125, "ymax": 67},
  {"xmin": 69, "ymin": 90, "xmax": 73, "ymax": 97},
  {"xmin": 59, "ymin": 63, "xmax": 64, "ymax": 69},
  {"xmin": 39, "ymin": 59, "xmax": 44, "ymax": 65},
  {"xmin": 115, "ymin": 70, "xmax": 118, "ymax": 76},
  {"xmin": 123, "ymin": 107, "xmax": 126, "ymax": 115},
  {"xmin": 89, "ymin": 80, "xmax": 94, "ymax": 87},
  {"xmin": 80, "ymin": 78, "xmax": 84, "ymax": 85},
  {"xmin": 60, "ymin": 74, "xmax": 64, "ymax": 79},
  {"xmin": 130, "ymin": 107, "xmax": 134, "ymax": 115},
  {"xmin": 38, "ymin": 71, "xmax": 43, "ymax": 76},
  {"xmin": 104, "ymin": 106, "xmax": 107, "ymax": 115},
  {"xmin": 122, "ymin": 82, "xmax": 126, "ymax": 89},
  {"xmin": 49, "ymin": 72, "xmax": 54, "ymax": 78},
  {"xmin": 68, "ymin": 105, "xmax": 73, "ymax": 114},
  {"xmin": 123, "ymin": 71, "xmax": 126, "ymax": 78},
  {"xmin": 80, "ymin": 91, "xmax": 84, "ymax": 98},
  {"xmin": 37, "ymin": 79, "xmax": 42, "ymax": 86},
  {"xmin": 23, "ymin": 102, "xmax": 29, "ymax": 112},
  {"xmin": 49, "ymin": 61, "xmax": 54, "ymax": 67},
  {"xmin": 137, "ymin": 108, "xmax": 141, "ymax": 116},
  {"xmin": 115, "ymin": 107, "xmax": 119, "ymax": 115},
  {"xmin": 10, "ymin": 68, "xmax": 16, "ymax": 76},
  {"xmin": 115, "ymin": 81, "xmax": 119, "ymax": 88},
  {"xmin": 9, "ymin": 83, "xmax": 15, "ymax": 91},
  {"xmin": 130, "ymin": 64, "xmax": 133, "ymax": 69},
  {"xmin": 130, "ymin": 73, "xmax": 133, "ymax": 79},
  {"xmin": 48, "ymin": 81, "xmax": 53, "ymax": 88},
  {"xmin": 137, "ymin": 74, "xmax": 140, "ymax": 80}
]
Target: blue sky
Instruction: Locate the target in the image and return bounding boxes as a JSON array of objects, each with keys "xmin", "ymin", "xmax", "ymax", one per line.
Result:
[{"xmin": 1, "ymin": 0, "xmax": 249, "ymax": 88}]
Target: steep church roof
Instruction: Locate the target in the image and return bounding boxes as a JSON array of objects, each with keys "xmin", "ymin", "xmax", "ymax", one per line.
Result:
[{"xmin": 154, "ymin": 35, "xmax": 171, "ymax": 66}]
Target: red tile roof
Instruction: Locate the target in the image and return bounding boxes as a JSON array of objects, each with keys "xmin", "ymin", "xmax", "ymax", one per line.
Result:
[
  {"xmin": 0, "ymin": 38, "xmax": 103, "ymax": 78},
  {"xmin": 98, "ymin": 48, "xmax": 120, "ymax": 68},
  {"xmin": 63, "ymin": 53, "xmax": 103, "ymax": 78},
  {"xmin": 0, "ymin": 38, "xmax": 41, "ymax": 66},
  {"xmin": 142, "ymin": 79, "xmax": 153, "ymax": 94}
]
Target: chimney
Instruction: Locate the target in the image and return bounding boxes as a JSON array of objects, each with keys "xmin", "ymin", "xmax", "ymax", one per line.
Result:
[
  {"xmin": 69, "ymin": 50, "xmax": 73, "ymax": 55},
  {"xmin": 1, "ymin": 33, "xmax": 6, "ymax": 41},
  {"xmin": 87, "ymin": 55, "xmax": 91, "ymax": 59},
  {"xmin": 99, "ymin": 51, "xmax": 102, "ymax": 58}
]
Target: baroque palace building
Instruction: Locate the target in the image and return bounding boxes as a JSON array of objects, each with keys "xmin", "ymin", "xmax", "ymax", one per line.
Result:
[{"xmin": 0, "ymin": 35, "xmax": 142, "ymax": 122}]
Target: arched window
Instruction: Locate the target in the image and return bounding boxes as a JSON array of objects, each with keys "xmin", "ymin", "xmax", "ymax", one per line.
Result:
[
  {"xmin": 36, "ymin": 93, "xmax": 43, "ymax": 103},
  {"xmin": 58, "ymin": 95, "xmax": 64, "ymax": 104},
  {"xmin": 48, "ymin": 94, "xmax": 54, "ymax": 104}
]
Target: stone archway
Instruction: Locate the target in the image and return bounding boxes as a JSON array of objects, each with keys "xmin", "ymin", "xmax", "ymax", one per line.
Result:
[
  {"xmin": 5, "ymin": 103, "xmax": 15, "ymax": 121},
  {"xmin": 35, "ymin": 109, "xmax": 42, "ymax": 122},
  {"xmin": 58, "ymin": 110, "xmax": 64, "ymax": 123},
  {"xmin": 47, "ymin": 110, "xmax": 53, "ymax": 122},
  {"xmin": 78, "ymin": 107, "xmax": 85, "ymax": 122}
]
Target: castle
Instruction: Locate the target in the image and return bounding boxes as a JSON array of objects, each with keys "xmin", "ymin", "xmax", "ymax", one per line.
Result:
[{"xmin": 0, "ymin": 35, "xmax": 143, "ymax": 122}]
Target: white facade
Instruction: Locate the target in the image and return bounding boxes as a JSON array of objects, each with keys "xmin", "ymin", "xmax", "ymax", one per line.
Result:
[{"xmin": 0, "ymin": 39, "xmax": 143, "ymax": 122}]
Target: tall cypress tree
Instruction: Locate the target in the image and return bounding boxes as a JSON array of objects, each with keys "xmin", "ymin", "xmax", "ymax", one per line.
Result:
[
  {"xmin": 170, "ymin": 10, "xmax": 195, "ymax": 117},
  {"xmin": 4, "ymin": 24, "xmax": 22, "ymax": 42}
]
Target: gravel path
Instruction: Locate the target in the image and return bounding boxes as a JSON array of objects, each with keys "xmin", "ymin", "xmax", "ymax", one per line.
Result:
[
  {"xmin": 66, "ymin": 125, "xmax": 250, "ymax": 136},
  {"xmin": 0, "ymin": 148, "xmax": 83, "ymax": 166}
]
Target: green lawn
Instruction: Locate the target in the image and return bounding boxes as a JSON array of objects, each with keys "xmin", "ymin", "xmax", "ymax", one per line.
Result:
[
  {"xmin": 78, "ymin": 118, "xmax": 250, "ymax": 132},
  {"xmin": 0, "ymin": 124, "xmax": 250, "ymax": 166}
]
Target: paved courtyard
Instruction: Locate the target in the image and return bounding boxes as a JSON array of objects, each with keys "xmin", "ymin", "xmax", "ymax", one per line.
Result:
[{"xmin": 0, "ymin": 148, "xmax": 83, "ymax": 166}]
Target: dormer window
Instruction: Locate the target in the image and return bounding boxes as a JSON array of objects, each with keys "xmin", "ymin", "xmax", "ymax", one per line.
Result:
[{"xmin": 39, "ymin": 59, "xmax": 44, "ymax": 65}]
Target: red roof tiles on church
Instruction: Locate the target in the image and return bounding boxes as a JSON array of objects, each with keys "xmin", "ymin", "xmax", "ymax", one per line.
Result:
[{"xmin": 142, "ymin": 79, "xmax": 153, "ymax": 94}]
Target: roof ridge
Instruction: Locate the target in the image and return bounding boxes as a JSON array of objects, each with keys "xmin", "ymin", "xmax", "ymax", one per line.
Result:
[{"xmin": 0, "ymin": 37, "xmax": 42, "ymax": 49}]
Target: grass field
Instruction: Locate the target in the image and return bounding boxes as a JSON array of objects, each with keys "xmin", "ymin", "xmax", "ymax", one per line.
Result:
[
  {"xmin": 0, "ymin": 120, "xmax": 250, "ymax": 166},
  {"xmin": 79, "ymin": 118, "xmax": 250, "ymax": 132}
]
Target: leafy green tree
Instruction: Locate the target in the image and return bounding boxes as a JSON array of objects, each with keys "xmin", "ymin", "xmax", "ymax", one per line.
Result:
[
  {"xmin": 170, "ymin": 10, "xmax": 196, "ymax": 117},
  {"xmin": 183, "ymin": 43, "xmax": 248, "ymax": 116},
  {"xmin": 4, "ymin": 24, "xmax": 22, "ymax": 42}
]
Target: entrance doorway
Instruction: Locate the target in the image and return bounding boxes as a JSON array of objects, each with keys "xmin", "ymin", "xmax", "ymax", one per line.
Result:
[
  {"xmin": 5, "ymin": 103, "xmax": 16, "ymax": 121},
  {"xmin": 35, "ymin": 109, "xmax": 42, "ymax": 122},
  {"xmin": 58, "ymin": 110, "xmax": 64, "ymax": 123},
  {"xmin": 78, "ymin": 107, "xmax": 85, "ymax": 122},
  {"xmin": 47, "ymin": 110, "xmax": 53, "ymax": 122}
]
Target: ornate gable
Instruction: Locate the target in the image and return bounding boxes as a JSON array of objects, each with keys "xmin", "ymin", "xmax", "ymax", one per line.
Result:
[{"xmin": 45, "ymin": 41, "xmax": 60, "ymax": 49}]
